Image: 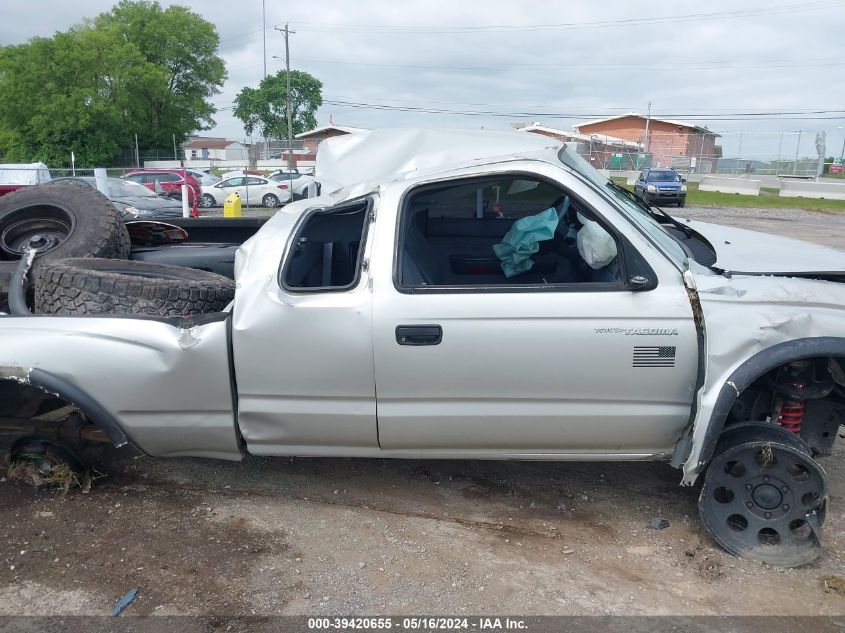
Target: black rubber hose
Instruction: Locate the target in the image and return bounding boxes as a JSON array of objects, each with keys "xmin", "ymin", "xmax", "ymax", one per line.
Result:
[{"xmin": 8, "ymin": 248, "xmax": 35, "ymax": 316}]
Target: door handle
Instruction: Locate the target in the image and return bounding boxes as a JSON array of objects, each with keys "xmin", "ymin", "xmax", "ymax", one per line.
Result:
[{"xmin": 396, "ymin": 325, "xmax": 442, "ymax": 346}]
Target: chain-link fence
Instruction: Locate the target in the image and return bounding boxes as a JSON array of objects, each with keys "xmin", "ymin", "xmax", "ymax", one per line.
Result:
[
  {"xmin": 573, "ymin": 129, "xmax": 840, "ymax": 177},
  {"xmin": 2, "ymin": 127, "xmax": 842, "ymax": 183}
]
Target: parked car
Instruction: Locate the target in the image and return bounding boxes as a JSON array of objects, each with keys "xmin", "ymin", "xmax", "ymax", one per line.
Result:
[
  {"xmin": 200, "ymin": 176, "xmax": 292, "ymax": 208},
  {"xmin": 1, "ymin": 129, "xmax": 844, "ymax": 569},
  {"xmin": 219, "ymin": 169, "xmax": 264, "ymax": 181},
  {"xmin": 267, "ymin": 170, "xmax": 318, "ymax": 200},
  {"xmin": 51, "ymin": 177, "xmax": 185, "ymax": 219},
  {"xmin": 0, "ymin": 162, "xmax": 51, "ymax": 197},
  {"xmin": 634, "ymin": 168, "xmax": 687, "ymax": 207},
  {"xmin": 122, "ymin": 169, "xmax": 201, "ymax": 205},
  {"xmin": 185, "ymin": 169, "xmax": 220, "ymax": 186}
]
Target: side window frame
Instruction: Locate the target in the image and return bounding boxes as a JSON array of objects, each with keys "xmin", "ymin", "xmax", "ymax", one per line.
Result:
[
  {"xmin": 392, "ymin": 172, "xmax": 656, "ymax": 295},
  {"xmin": 278, "ymin": 197, "xmax": 373, "ymax": 295}
]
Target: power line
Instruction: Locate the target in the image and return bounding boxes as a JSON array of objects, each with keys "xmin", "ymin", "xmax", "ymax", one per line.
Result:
[
  {"xmin": 298, "ymin": 56, "xmax": 845, "ymax": 72},
  {"xmin": 293, "ymin": 1, "xmax": 840, "ymax": 33},
  {"xmin": 217, "ymin": 1, "xmax": 840, "ymax": 44},
  {"xmin": 320, "ymin": 99, "xmax": 845, "ymax": 121},
  {"xmin": 322, "ymin": 94, "xmax": 845, "ymax": 112}
]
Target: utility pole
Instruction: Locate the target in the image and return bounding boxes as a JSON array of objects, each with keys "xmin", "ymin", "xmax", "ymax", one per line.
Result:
[
  {"xmin": 794, "ymin": 130, "xmax": 802, "ymax": 175},
  {"xmin": 840, "ymin": 133, "xmax": 845, "ymax": 163},
  {"xmin": 275, "ymin": 23, "xmax": 296, "ymax": 173},
  {"xmin": 172, "ymin": 133, "xmax": 178, "ymax": 161},
  {"xmin": 262, "ymin": 0, "xmax": 268, "ymax": 163},
  {"xmin": 643, "ymin": 101, "xmax": 652, "ymax": 155},
  {"xmin": 262, "ymin": 0, "xmax": 267, "ymax": 78}
]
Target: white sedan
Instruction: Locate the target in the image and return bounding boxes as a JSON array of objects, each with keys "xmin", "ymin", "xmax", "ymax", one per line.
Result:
[
  {"xmin": 200, "ymin": 176, "xmax": 293, "ymax": 208},
  {"xmin": 267, "ymin": 170, "xmax": 318, "ymax": 200}
]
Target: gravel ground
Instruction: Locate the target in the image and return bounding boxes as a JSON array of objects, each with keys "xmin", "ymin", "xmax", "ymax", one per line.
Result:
[
  {"xmin": 678, "ymin": 204, "xmax": 845, "ymax": 250},
  {"xmin": 1, "ymin": 205, "xmax": 844, "ymax": 618}
]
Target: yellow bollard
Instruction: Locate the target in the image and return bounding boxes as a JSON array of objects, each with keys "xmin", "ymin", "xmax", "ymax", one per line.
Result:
[{"xmin": 223, "ymin": 192, "xmax": 242, "ymax": 218}]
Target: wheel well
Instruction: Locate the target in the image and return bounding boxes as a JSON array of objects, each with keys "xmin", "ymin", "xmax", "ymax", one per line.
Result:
[
  {"xmin": 697, "ymin": 339, "xmax": 845, "ymax": 472},
  {"xmin": 0, "ymin": 378, "xmax": 101, "ymax": 452},
  {"xmin": 728, "ymin": 357, "xmax": 845, "ymax": 454},
  {"xmin": 0, "ymin": 372, "xmax": 143, "ymax": 457}
]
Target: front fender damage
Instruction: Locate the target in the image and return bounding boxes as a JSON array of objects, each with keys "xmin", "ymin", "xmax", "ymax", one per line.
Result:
[{"xmin": 677, "ymin": 265, "xmax": 845, "ymax": 484}]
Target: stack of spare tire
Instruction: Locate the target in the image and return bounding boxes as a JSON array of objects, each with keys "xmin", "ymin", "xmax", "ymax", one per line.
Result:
[{"xmin": 0, "ymin": 181, "xmax": 235, "ymax": 316}]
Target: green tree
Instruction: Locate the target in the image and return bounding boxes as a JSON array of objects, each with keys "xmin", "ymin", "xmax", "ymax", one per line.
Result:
[
  {"xmin": 234, "ymin": 70, "xmax": 323, "ymax": 139},
  {"xmin": 94, "ymin": 0, "xmax": 227, "ymax": 150},
  {"xmin": 0, "ymin": 0, "xmax": 226, "ymax": 166},
  {"xmin": 0, "ymin": 27, "xmax": 148, "ymax": 165}
]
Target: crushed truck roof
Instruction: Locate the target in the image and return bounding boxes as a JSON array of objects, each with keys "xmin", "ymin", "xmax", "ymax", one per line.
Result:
[{"xmin": 314, "ymin": 128, "xmax": 564, "ymax": 193}]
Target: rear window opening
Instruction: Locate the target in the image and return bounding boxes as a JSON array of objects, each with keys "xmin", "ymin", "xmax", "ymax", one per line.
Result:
[{"xmin": 282, "ymin": 200, "xmax": 370, "ymax": 291}]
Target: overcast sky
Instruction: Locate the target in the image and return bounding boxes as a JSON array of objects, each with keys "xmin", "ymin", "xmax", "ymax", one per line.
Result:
[{"xmin": 3, "ymin": 0, "xmax": 844, "ymax": 158}]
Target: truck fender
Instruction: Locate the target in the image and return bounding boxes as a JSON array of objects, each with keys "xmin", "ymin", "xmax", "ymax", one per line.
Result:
[
  {"xmin": 682, "ymin": 336, "xmax": 845, "ymax": 483},
  {"xmin": 24, "ymin": 368, "xmax": 145, "ymax": 457}
]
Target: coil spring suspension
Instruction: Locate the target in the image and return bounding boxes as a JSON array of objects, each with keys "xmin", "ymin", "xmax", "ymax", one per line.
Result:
[{"xmin": 779, "ymin": 397, "xmax": 805, "ymax": 434}]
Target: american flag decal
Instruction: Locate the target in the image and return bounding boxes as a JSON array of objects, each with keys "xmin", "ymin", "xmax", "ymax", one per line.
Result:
[{"xmin": 633, "ymin": 346, "xmax": 676, "ymax": 368}]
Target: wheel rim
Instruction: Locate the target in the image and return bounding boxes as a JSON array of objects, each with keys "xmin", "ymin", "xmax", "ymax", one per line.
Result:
[
  {"xmin": 0, "ymin": 206, "xmax": 74, "ymax": 259},
  {"xmin": 201, "ymin": 195, "xmax": 215, "ymax": 208},
  {"xmin": 263, "ymin": 195, "xmax": 278, "ymax": 207},
  {"xmin": 699, "ymin": 441, "xmax": 828, "ymax": 567}
]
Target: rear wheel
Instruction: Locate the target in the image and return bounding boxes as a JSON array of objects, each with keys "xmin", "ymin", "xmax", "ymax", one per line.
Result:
[
  {"xmin": 201, "ymin": 194, "xmax": 216, "ymax": 208},
  {"xmin": 262, "ymin": 193, "xmax": 280, "ymax": 208},
  {"xmin": 699, "ymin": 438, "xmax": 828, "ymax": 567}
]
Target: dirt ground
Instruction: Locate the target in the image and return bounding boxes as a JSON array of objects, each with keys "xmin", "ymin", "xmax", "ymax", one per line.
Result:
[{"xmin": 1, "ymin": 205, "xmax": 845, "ymax": 617}]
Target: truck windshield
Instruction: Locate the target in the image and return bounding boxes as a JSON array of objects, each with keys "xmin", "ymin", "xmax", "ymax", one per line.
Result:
[
  {"xmin": 557, "ymin": 145, "xmax": 687, "ymax": 265},
  {"xmin": 648, "ymin": 170, "xmax": 680, "ymax": 182}
]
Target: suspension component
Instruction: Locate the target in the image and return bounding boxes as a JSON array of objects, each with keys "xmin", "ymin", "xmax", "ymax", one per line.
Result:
[{"xmin": 779, "ymin": 398, "xmax": 805, "ymax": 434}]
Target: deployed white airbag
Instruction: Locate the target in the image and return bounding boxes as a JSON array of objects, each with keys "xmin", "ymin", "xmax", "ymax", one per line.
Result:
[{"xmin": 576, "ymin": 212, "xmax": 617, "ymax": 269}]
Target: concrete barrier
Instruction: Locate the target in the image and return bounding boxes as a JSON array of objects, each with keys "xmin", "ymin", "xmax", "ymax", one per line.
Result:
[
  {"xmin": 699, "ymin": 175, "xmax": 762, "ymax": 196},
  {"xmin": 779, "ymin": 179, "xmax": 845, "ymax": 200}
]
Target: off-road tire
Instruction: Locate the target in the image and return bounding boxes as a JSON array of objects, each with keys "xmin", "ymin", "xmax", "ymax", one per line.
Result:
[
  {"xmin": 35, "ymin": 258, "xmax": 235, "ymax": 317},
  {"xmin": 0, "ymin": 182, "xmax": 130, "ymax": 309}
]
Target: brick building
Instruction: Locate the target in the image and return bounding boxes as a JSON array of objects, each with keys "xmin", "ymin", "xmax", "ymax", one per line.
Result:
[
  {"xmin": 514, "ymin": 122, "xmax": 642, "ymax": 170},
  {"xmin": 574, "ymin": 113, "xmax": 720, "ymax": 173},
  {"xmin": 281, "ymin": 124, "xmax": 367, "ymax": 165}
]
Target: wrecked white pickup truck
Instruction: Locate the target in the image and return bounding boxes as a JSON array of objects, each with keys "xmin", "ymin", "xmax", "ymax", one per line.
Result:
[{"xmin": 1, "ymin": 129, "xmax": 844, "ymax": 567}]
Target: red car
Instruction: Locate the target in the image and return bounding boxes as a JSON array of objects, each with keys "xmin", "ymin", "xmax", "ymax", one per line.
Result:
[{"xmin": 122, "ymin": 170, "xmax": 201, "ymax": 205}]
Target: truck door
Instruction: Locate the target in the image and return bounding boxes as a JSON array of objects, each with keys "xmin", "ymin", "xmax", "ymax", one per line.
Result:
[
  {"xmin": 231, "ymin": 198, "xmax": 378, "ymax": 455},
  {"xmin": 371, "ymin": 167, "xmax": 699, "ymax": 458}
]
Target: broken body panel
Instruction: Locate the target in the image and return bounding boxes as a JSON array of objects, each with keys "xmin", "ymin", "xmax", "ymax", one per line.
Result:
[{"xmin": 0, "ymin": 315, "xmax": 240, "ymax": 459}]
